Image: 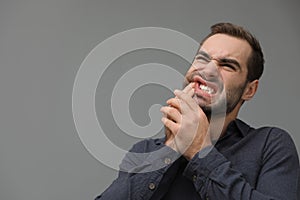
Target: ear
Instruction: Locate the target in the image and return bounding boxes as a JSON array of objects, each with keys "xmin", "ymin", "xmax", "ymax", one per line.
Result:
[{"xmin": 242, "ymin": 80, "xmax": 259, "ymax": 101}]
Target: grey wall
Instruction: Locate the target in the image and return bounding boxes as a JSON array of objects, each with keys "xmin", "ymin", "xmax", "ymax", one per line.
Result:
[{"xmin": 0, "ymin": 0, "xmax": 299, "ymax": 199}]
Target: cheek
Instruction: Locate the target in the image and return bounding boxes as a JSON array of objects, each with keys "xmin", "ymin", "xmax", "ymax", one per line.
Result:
[
  {"xmin": 225, "ymin": 79, "xmax": 248, "ymax": 101},
  {"xmin": 184, "ymin": 67, "xmax": 195, "ymax": 79},
  {"xmin": 186, "ymin": 65, "xmax": 195, "ymax": 74},
  {"xmin": 222, "ymin": 72, "xmax": 246, "ymax": 88},
  {"xmin": 222, "ymin": 81, "xmax": 244, "ymax": 101}
]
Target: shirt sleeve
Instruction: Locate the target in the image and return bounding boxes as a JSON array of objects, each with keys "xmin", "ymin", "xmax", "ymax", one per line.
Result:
[
  {"xmin": 95, "ymin": 139, "xmax": 180, "ymax": 200},
  {"xmin": 183, "ymin": 128, "xmax": 300, "ymax": 200}
]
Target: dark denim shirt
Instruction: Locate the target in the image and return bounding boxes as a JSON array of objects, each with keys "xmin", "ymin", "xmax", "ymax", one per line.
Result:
[{"xmin": 95, "ymin": 119, "xmax": 300, "ymax": 200}]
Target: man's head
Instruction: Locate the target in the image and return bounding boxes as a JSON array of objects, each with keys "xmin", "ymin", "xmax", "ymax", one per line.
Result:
[
  {"xmin": 184, "ymin": 22, "xmax": 264, "ymax": 117},
  {"xmin": 200, "ymin": 23, "xmax": 264, "ymax": 82}
]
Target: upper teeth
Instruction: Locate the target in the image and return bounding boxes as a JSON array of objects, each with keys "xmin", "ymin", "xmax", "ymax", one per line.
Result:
[{"xmin": 200, "ymin": 84, "xmax": 214, "ymax": 94}]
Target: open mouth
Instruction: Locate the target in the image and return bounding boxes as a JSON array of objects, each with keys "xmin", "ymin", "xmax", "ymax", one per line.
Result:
[
  {"xmin": 193, "ymin": 75, "xmax": 218, "ymax": 96},
  {"xmin": 198, "ymin": 84, "xmax": 215, "ymax": 94}
]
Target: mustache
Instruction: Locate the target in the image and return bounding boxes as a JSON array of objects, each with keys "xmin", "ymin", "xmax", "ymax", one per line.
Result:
[
  {"xmin": 183, "ymin": 71, "xmax": 223, "ymax": 90},
  {"xmin": 185, "ymin": 71, "xmax": 219, "ymax": 83}
]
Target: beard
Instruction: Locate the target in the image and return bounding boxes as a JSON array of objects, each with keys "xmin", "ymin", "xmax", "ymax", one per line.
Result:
[{"xmin": 224, "ymin": 82, "xmax": 247, "ymax": 114}]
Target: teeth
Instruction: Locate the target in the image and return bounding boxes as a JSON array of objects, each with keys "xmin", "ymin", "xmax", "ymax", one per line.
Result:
[{"xmin": 199, "ymin": 84, "xmax": 214, "ymax": 94}]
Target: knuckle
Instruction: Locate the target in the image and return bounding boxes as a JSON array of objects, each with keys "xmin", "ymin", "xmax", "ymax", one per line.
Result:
[{"xmin": 169, "ymin": 108, "xmax": 177, "ymax": 115}]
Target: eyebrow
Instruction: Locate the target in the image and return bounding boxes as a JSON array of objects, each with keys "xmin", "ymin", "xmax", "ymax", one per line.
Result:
[
  {"xmin": 196, "ymin": 50, "xmax": 212, "ymax": 59},
  {"xmin": 218, "ymin": 58, "xmax": 241, "ymax": 69},
  {"xmin": 196, "ymin": 50, "xmax": 241, "ymax": 70}
]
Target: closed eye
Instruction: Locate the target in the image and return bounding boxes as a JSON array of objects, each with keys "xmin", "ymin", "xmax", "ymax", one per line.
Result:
[
  {"xmin": 218, "ymin": 58, "xmax": 241, "ymax": 71},
  {"xmin": 220, "ymin": 63, "xmax": 236, "ymax": 71},
  {"xmin": 195, "ymin": 55, "xmax": 210, "ymax": 64}
]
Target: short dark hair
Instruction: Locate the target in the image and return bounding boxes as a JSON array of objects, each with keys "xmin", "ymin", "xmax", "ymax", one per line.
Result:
[{"xmin": 200, "ymin": 22, "xmax": 264, "ymax": 81}]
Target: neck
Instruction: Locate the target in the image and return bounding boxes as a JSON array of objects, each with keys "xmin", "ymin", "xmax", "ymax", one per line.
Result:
[{"xmin": 209, "ymin": 104, "xmax": 240, "ymax": 141}]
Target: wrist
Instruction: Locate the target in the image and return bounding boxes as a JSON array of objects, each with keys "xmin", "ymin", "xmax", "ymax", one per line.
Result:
[
  {"xmin": 184, "ymin": 143, "xmax": 213, "ymax": 160},
  {"xmin": 164, "ymin": 139, "xmax": 179, "ymax": 153}
]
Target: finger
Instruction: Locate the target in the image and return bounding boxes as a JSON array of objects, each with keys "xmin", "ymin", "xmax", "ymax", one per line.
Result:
[
  {"xmin": 166, "ymin": 98, "xmax": 181, "ymax": 110},
  {"xmin": 172, "ymin": 82, "xmax": 194, "ymax": 102},
  {"xmin": 165, "ymin": 126, "xmax": 173, "ymax": 139},
  {"xmin": 160, "ymin": 106, "xmax": 182, "ymax": 123},
  {"xmin": 168, "ymin": 83, "xmax": 195, "ymax": 114},
  {"xmin": 174, "ymin": 89, "xmax": 197, "ymax": 113},
  {"xmin": 174, "ymin": 91, "xmax": 206, "ymax": 119},
  {"xmin": 186, "ymin": 87, "xmax": 194, "ymax": 98},
  {"xmin": 186, "ymin": 83, "xmax": 195, "ymax": 97},
  {"xmin": 161, "ymin": 117, "xmax": 179, "ymax": 135},
  {"xmin": 167, "ymin": 83, "xmax": 195, "ymax": 110},
  {"xmin": 182, "ymin": 82, "xmax": 195, "ymax": 94}
]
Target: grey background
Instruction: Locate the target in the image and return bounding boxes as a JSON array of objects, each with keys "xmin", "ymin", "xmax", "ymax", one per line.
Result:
[{"xmin": 0, "ymin": 0, "xmax": 299, "ymax": 199}]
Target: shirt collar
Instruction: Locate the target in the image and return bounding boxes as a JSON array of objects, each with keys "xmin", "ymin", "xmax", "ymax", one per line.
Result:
[{"xmin": 229, "ymin": 118, "xmax": 251, "ymax": 137}]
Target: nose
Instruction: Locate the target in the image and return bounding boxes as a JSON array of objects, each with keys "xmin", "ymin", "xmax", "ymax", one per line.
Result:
[{"xmin": 200, "ymin": 60, "xmax": 220, "ymax": 80}]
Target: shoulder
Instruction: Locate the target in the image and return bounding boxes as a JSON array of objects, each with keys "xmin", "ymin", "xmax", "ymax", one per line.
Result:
[
  {"xmin": 262, "ymin": 127, "xmax": 297, "ymax": 153},
  {"xmin": 237, "ymin": 119, "xmax": 295, "ymax": 145},
  {"xmin": 251, "ymin": 126, "xmax": 299, "ymax": 164},
  {"xmin": 236, "ymin": 119, "xmax": 298, "ymax": 157},
  {"xmin": 252, "ymin": 126, "xmax": 295, "ymax": 148}
]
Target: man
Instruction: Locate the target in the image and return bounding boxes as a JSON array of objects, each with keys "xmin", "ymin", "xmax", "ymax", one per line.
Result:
[{"xmin": 95, "ymin": 23, "xmax": 300, "ymax": 199}]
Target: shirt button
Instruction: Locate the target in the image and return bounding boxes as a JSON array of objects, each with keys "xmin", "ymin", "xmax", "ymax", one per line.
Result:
[
  {"xmin": 192, "ymin": 175, "xmax": 197, "ymax": 182},
  {"xmin": 164, "ymin": 157, "xmax": 171, "ymax": 165},
  {"xmin": 148, "ymin": 182, "xmax": 156, "ymax": 190}
]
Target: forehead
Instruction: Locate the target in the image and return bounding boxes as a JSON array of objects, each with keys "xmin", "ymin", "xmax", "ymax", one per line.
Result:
[{"xmin": 200, "ymin": 34, "xmax": 252, "ymax": 68}]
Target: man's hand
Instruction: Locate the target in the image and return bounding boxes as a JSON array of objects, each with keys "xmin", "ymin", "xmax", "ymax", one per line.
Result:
[{"xmin": 160, "ymin": 83, "xmax": 212, "ymax": 160}]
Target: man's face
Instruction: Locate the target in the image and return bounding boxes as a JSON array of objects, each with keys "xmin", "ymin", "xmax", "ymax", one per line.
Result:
[{"xmin": 183, "ymin": 33, "xmax": 252, "ymax": 115}]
